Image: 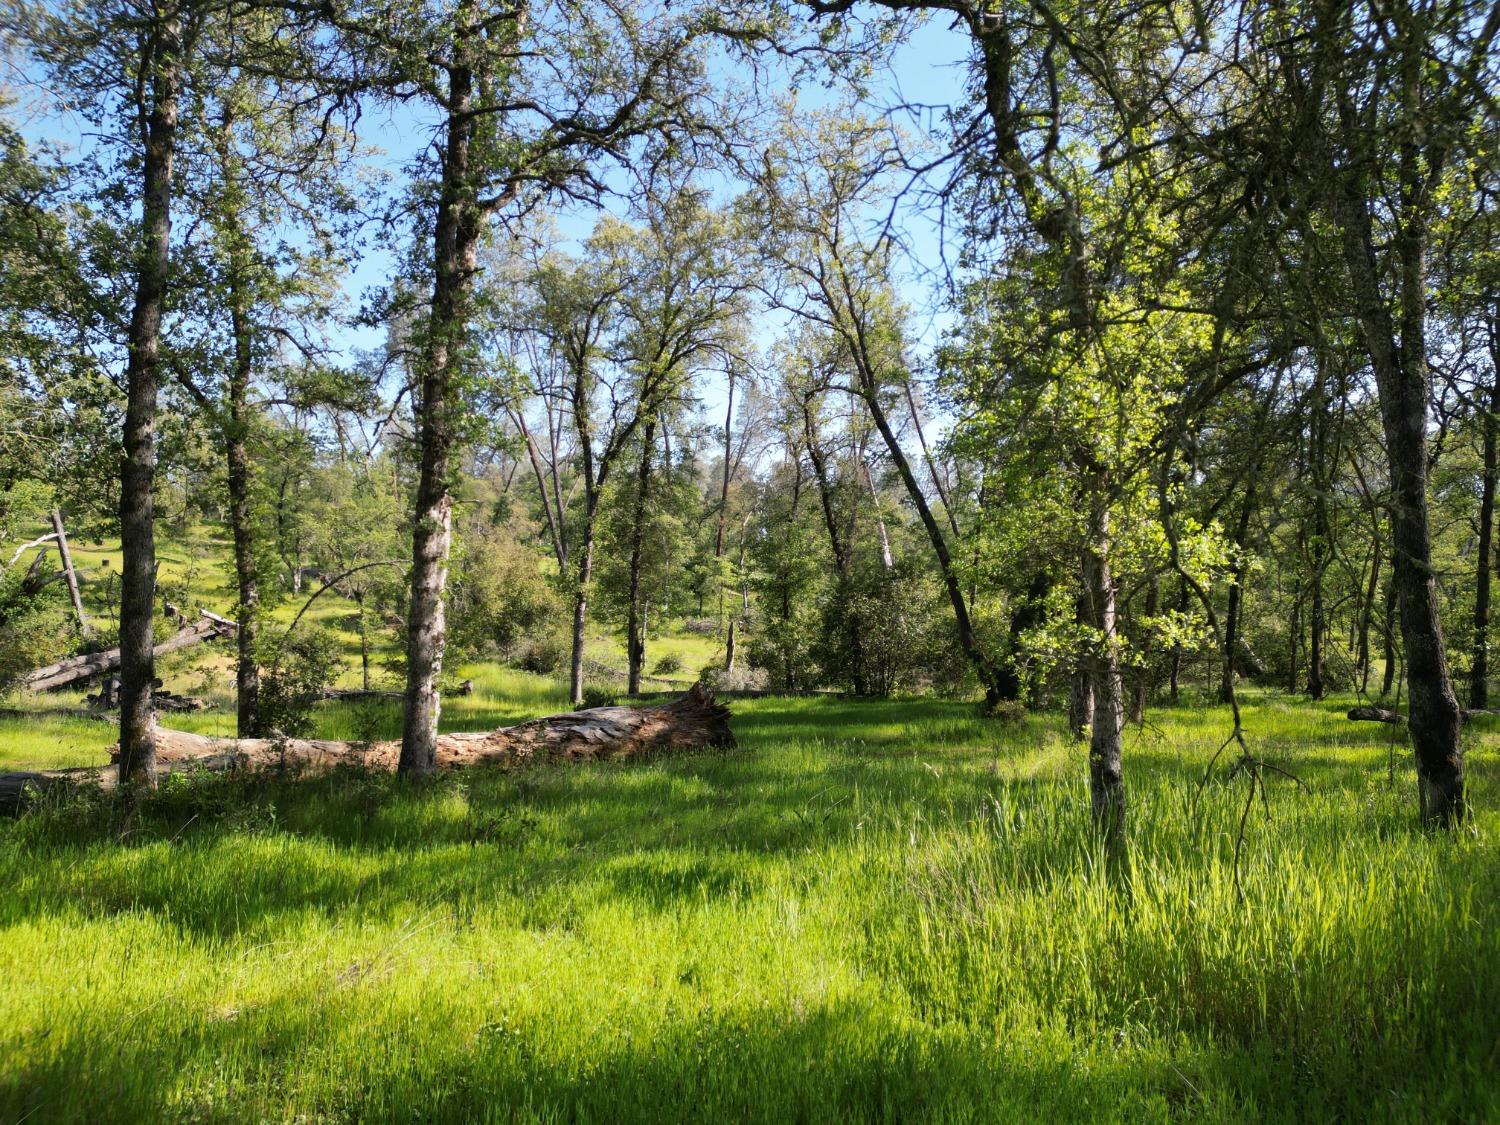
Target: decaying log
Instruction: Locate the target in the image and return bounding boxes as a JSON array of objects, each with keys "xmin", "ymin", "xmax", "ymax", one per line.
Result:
[
  {"xmin": 1347, "ymin": 705, "xmax": 1500, "ymax": 725},
  {"xmin": 1348, "ymin": 705, "xmax": 1406, "ymax": 724},
  {"xmin": 23, "ymin": 610, "xmax": 237, "ymax": 692},
  {"xmin": 0, "ymin": 684, "xmax": 735, "ymax": 813},
  {"xmin": 319, "ymin": 681, "xmax": 474, "ymax": 703}
]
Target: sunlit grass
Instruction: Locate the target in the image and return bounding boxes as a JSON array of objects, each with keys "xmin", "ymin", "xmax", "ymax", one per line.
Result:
[{"xmin": 1, "ymin": 687, "xmax": 1497, "ymax": 1121}]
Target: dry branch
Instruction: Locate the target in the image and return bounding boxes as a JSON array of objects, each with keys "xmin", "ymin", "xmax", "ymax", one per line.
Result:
[{"xmin": 23, "ymin": 611, "xmax": 237, "ymax": 692}]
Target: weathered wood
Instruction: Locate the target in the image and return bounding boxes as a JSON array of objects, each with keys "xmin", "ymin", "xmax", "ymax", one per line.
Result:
[
  {"xmin": 1349, "ymin": 705, "xmax": 1405, "ymax": 724},
  {"xmin": 50, "ymin": 510, "xmax": 91, "ymax": 638},
  {"xmin": 1347, "ymin": 705, "xmax": 1500, "ymax": 725},
  {"xmin": 0, "ymin": 684, "xmax": 735, "ymax": 813},
  {"xmin": 23, "ymin": 611, "xmax": 236, "ymax": 693}
]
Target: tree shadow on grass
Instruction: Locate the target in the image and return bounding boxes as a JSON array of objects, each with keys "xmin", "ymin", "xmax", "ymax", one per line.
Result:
[{"xmin": 6, "ymin": 977, "xmax": 1489, "ymax": 1124}]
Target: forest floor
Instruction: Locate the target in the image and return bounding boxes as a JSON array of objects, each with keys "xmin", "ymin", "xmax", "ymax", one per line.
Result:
[{"xmin": 2, "ymin": 679, "xmax": 1498, "ymax": 1122}]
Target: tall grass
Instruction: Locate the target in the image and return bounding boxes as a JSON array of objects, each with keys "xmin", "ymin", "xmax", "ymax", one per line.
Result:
[{"xmin": 0, "ymin": 689, "xmax": 1496, "ymax": 1121}]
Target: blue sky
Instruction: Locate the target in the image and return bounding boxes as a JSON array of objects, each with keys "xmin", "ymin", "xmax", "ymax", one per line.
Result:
[{"xmin": 4, "ymin": 9, "xmax": 975, "ymax": 424}]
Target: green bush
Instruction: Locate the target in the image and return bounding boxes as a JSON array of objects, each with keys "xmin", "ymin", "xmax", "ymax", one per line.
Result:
[
  {"xmin": 447, "ymin": 527, "xmax": 560, "ymax": 663},
  {"xmin": 580, "ymin": 685, "xmax": 616, "ymax": 709},
  {"xmin": 257, "ymin": 625, "xmax": 344, "ymax": 738},
  {"xmin": 651, "ymin": 651, "xmax": 682, "ymax": 675},
  {"xmin": 512, "ymin": 633, "xmax": 566, "ymax": 675}
]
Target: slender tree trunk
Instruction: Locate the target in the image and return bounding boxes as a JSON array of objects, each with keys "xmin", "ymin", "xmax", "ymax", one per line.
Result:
[
  {"xmin": 1382, "ymin": 571, "xmax": 1398, "ymax": 697},
  {"xmin": 1005, "ymin": 572, "xmax": 1048, "ymax": 704},
  {"xmin": 401, "ymin": 55, "xmax": 480, "ymax": 774},
  {"xmin": 1221, "ymin": 482, "xmax": 1255, "ymax": 703},
  {"xmin": 1326, "ymin": 102, "xmax": 1464, "ymax": 823},
  {"xmin": 1082, "ymin": 474, "xmax": 1124, "ymax": 843},
  {"xmin": 1286, "ymin": 591, "xmax": 1302, "ymax": 695},
  {"xmin": 1307, "ymin": 552, "xmax": 1326, "ymax": 699},
  {"xmin": 803, "ymin": 397, "xmax": 865, "ymax": 694},
  {"xmin": 903, "ymin": 379, "xmax": 960, "ymax": 539},
  {"xmin": 859, "ymin": 379, "xmax": 1009, "ymax": 706},
  {"xmin": 118, "ymin": 20, "xmax": 183, "ymax": 786},
  {"xmin": 569, "ymin": 515, "xmax": 596, "ymax": 707},
  {"xmin": 1129, "ymin": 574, "xmax": 1157, "ymax": 724},
  {"xmin": 226, "ymin": 267, "xmax": 261, "ymax": 736},
  {"xmin": 1169, "ymin": 577, "xmax": 1186, "ymax": 703},
  {"xmin": 626, "ymin": 421, "xmax": 656, "ymax": 695},
  {"xmin": 1357, "ymin": 538, "xmax": 1381, "ymax": 692},
  {"xmin": 1470, "ymin": 365, "xmax": 1496, "ymax": 709}
]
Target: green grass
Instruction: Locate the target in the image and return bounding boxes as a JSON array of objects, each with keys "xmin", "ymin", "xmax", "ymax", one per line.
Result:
[{"xmin": 1, "ymin": 687, "xmax": 1497, "ymax": 1122}]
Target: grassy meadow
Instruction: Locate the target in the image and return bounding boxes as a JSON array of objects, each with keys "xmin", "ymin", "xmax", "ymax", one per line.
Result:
[{"xmin": 1, "ymin": 679, "xmax": 1498, "ymax": 1122}]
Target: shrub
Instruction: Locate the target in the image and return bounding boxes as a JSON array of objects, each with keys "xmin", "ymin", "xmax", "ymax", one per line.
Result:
[
  {"xmin": 580, "ymin": 685, "xmax": 616, "ymax": 709},
  {"xmin": 447, "ymin": 528, "xmax": 561, "ymax": 662},
  {"xmin": 512, "ymin": 633, "xmax": 566, "ymax": 675},
  {"xmin": 0, "ymin": 568, "xmax": 72, "ymax": 691},
  {"xmin": 651, "ymin": 651, "xmax": 683, "ymax": 675},
  {"xmin": 257, "ymin": 626, "xmax": 344, "ymax": 738}
]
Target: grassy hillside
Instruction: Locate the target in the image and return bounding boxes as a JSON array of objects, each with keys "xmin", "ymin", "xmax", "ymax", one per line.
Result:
[
  {"xmin": 1, "ymin": 694, "xmax": 1497, "ymax": 1121},
  {"xmin": 1, "ymin": 526, "xmax": 729, "ymax": 766}
]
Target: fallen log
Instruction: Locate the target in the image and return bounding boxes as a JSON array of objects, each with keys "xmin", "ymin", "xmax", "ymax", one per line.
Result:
[
  {"xmin": 318, "ymin": 681, "xmax": 473, "ymax": 703},
  {"xmin": 1347, "ymin": 705, "xmax": 1500, "ymax": 725},
  {"xmin": 23, "ymin": 610, "xmax": 237, "ymax": 692},
  {"xmin": 0, "ymin": 684, "xmax": 735, "ymax": 813},
  {"xmin": 1348, "ymin": 705, "xmax": 1405, "ymax": 724}
]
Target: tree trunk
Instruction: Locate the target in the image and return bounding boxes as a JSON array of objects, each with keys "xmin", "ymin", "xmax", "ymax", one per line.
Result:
[
  {"xmin": 1221, "ymin": 481, "xmax": 1255, "ymax": 703},
  {"xmin": 1470, "ymin": 363, "xmax": 1496, "ymax": 709},
  {"xmin": 1381, "ymin": 571, "xmax": 1398, "ymax": 697},
  {"xmin": 1002, "ymin": 573, "xmax": 1049, "ymax": 703},
  {"xmin": 626, "ymin": 421, "xmax": 656, "ymax": 695},
  {"xmin": 1307, "ymin": 554, "xmax": 1326, "ymax": 699},
  {"xmin": 225, "ymin": 243, "xmax": 261, "ymax": 737},
  {"xmin": 401, "ymin": 52, "xmax": 480, "ymax": 775},
  {"xmin": 569, "ymin": 521, "xmax": 595, "ymax": 706},
  {"xmin": 118, "ymin": 19, "xmax": 183, "ymax": 786},
  {"xmin": 1169, "ymin": 577, "xmax": 1186, "ymax": 703},
  {"xmin": 803, "ymin": 398, "xmax": 865, "ymax": 695},
  {"xmin": 1082, "ymin": 475, "xmax": 1125, "ymax": 844},
  {"xmin": 1326, "ymin": 103, "xmax": 1464, "ymax": 823},
  {"xmin": 859, "ymin": 378, "xmax": 1009, "ymax": 707},
  {"xmin": 1357, "ymin": 537, "xmax": 1381, "ymax": 693},
  {"xmin": 1068, "ymin": 669, "xmax": 1093, "ymax": 739}
]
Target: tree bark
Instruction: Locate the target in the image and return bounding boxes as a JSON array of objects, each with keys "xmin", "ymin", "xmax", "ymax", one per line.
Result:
[
  {"xmin": 626, "ymin": 420, "xmax": 656, "ymax": 695},
  {"xmin": 1470, "ymin": 360, "xmax": 1497, "ymax": 709},
  {"xmin": 118, "ymin": 17, "xmax": 183, "ymax": 786},
  {"xmin": 1325, "ymin": 100, "xmax": 1465, "ymax": 823},
  {"xmin": 50, "ymin": 510, "xmax": 89, "ymax": 639},
  {"xmin": 225, "ymin": 241, "xmax": 261, "ymax": 737},
  {"xmin": 1357, "ymin": 537, "xmax": 1381, "ymax": 693},
  {"xmin": 401, "ymin": 46, "xmax": 481, "ymax": 774},
  {"xmin": 1221, "ymin": 481, "xmax": 1255, "ymax": 703},
  {"xmin": 1082, "ymin": 475, "xmax": 1125, "ymax": 843},
  {"xmin": 569, "ymin": 523, "xmax": 595, "ymax": 706}
]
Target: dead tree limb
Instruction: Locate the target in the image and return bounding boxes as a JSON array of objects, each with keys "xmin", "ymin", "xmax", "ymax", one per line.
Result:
[{"xmin": 23, "ymin": 611, "xmax": 237, "ymax": 692}]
